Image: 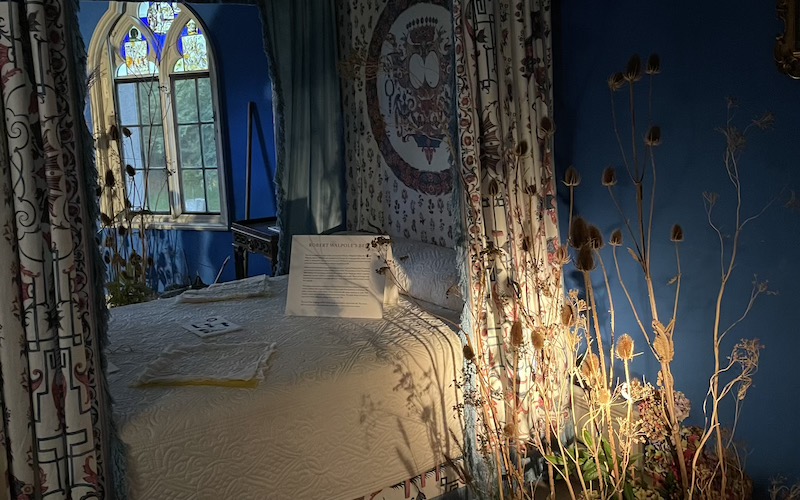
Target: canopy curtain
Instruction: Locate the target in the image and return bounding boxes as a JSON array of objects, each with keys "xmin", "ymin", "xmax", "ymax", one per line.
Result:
[
  {"xmin": 454, "ymin": 0, "xmax": 568, "ymax": 443},
  {"xmin": 257, "ymin": 0, "xmax": 345, "ymax": 274},
  {"xmin": 0, "ymin": 0, "xmax": 112, "ymax": 497}
]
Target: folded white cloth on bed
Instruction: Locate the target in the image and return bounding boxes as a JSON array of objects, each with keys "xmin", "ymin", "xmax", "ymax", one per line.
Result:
[
  {"xmin": 176, "ymin": 275, "xmax": 270, "ymax": 303},
  {"xmin": 134, "ymin": 342, "xmax": 276, "ymax": 387}
]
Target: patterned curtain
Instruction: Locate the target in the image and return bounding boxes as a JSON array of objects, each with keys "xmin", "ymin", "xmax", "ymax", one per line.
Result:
[
  {"xmin": 453, "ymin": 0, "xmax": 566, "ymax": 440},
  {"xmin": 0, "ymin": 0, "xmax": 110, "ymax": 497}
]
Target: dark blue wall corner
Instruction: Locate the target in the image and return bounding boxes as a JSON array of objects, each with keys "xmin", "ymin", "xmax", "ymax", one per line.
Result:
[
  {"xmin": 554, "ymin": 0, "xmax": 800, "ymax": 492},
  {"xmin": 79, "ymin": 2, "xmax": 276, "ymax": 283}
]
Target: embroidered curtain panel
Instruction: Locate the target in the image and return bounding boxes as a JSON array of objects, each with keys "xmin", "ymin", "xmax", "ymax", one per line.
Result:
[
  {"xmin": 0, "ymin": 0, "xmax": 110, "ymax": 497},
  {"xmin": 453, "ymin": 0, "xmax": 567, "ymax": 439}
]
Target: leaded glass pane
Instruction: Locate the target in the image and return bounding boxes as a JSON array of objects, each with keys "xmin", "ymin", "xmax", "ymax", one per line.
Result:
[
  {"xmin": 137, "ymin": 82, "xmax": 163, "ymax": 124},
  {"xmin": 117, "ymin": 83, "xmax": 139, "ymax": 125},
  {"xmin": 200, "ymin": 124, "xmax": 217, "ymax": 167},
  {"xmin": 205, "ymin": 170, "xmax": 220, "ymax": 213},
  {"xmin": 146, "ymin": 168, "xmax": 170, "ymax": 213},
  {"xmin": 174, "ymin": 79, "xmax": 198, "ymax": 124},
  {"xmin": 121, "ymin": 126, "xmax": 143, "ymax": 170},
  {"xmin": 142, "ymin": 125, "xmax": 167, "ymax": 169},
  {"xmin": 181, "ymin": 169, "xmax": 206, "ymax": 212},
  {"xmin": 178, "ymin": 125, "xmax": 201, "ymax": 167},
  {"xmin": 197, "ymin": 78, "xmax": 213, "ymax": 121},
  {"xmin": 127, "ymin": 171, "xmax": 145, "ymax": 210}
]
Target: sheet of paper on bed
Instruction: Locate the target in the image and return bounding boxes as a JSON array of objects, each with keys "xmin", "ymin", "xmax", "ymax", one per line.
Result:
[
  {"xmin": 181, "ymin": 317, "xmax": 242, "ymax": 338},
  {"xmin": 134, "ymin": 342, "xmax": 276, "ymax": 388},
  {"xmin": 176, "ymin": 274, "xmax": 270, "ymax": 303},
  {"xmin": 285, "ymin": 235, "xmax": 390, "ymax": 319}
]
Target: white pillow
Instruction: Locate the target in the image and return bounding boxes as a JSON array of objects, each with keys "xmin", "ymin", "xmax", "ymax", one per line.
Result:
[{"xmin": 390, "ymin": 239, "xmax": 463, "ymax": 312}]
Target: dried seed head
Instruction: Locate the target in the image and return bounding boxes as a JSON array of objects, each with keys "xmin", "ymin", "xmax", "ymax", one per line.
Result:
[
  {"xmin": 125, "ymin": 164, "xmax": 136, "ymax": 177},
  {"xmin": 607, "ymin": 72, "xmax": 625, "ymax": 92},
  {"xmin": 515, "ymin": 140, "xmax": 529, "ymax": 156},
  {"xmin": 531, "ymin": 328, "xmax": 545, "ymax": 350},
  {"xmin": 645, "ymin": 126, "xmax": 662, "ymax": 146},
  {"xmin": 625, "ymin": 54, "xmax": 643, "ymax": 82},
  {"xmin": 563, "ymin": 165, "xmax": 581, "ymax": 187},
  {"xmin": 616, "ymin": 334, "xmax": 635, "ymax": 361},
  {"xmin": 597, "ymin": 388, "xmax": 612, "ymax": 406},
  {"xmin": 670, "ymin": 224, "xmax": 684, "ymax": 242},
  {"xmin": 561, "ymin": 303, "xmax": 574, "ymax": 326},
  {"xmin": 581, "ymin": 353, "xmax": 601, "ymax": 386},
  {"xmin": 104, "ymin": 169, "xmax": 115, "ymax": 188},
  {"xmin": 521, "ymin": 236, "xmax": 530, "ymax": 253},
  {"xmin": 524, "ymin": 183, "xmax": 537, "ymax": 196},
  {"xmin": 510, "ymin": 320, "xmax": 524, "ymax": 348},
  {"xmin": 646, "ymin": 53, "xmax": 661, "ymax": 75},
  {"xmin": 602, "ymin": 166, "xmax": 617, "ymax": 187},
  {"xmin": 122, "ymin": 126, "xmax": 132, "ymax": 138},
  {"xmin": 553, "ymin": 246, "xmax": 571, "ymax": 268},
  {"xmin": 569, "ymin": 217, "xmax": 589, "ymax": 249},
  {"xmin": 118, "ymin": 225, "xmax": 128, "ymax": 237},
  {"xmin": 576, "ymin": 245, "xmax": 596, "ymax": 272},
  {"xmin": 588, "ymin": 225, "xmax": 604, "ymax": 250},
  {"xmin": 503, "ymin": 422, "xmax": 517, "ymax": 438},
  {"xmin": 609, "ymin": 229, "xmax": 623, "ymax": 247},
  {"xmin": 108, "ymin": 124, "xmax": 119, "ymax": 141},
  {"xmin": 463, "ymin": 344, "xmax": 475, "ymax": 362},
  {"xmin": 100, "ymin": 213, "xmax": 112, "ymax": 226}
]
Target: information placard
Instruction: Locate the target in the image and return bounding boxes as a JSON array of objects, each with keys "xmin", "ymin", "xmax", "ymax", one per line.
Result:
[{"xmin": 285, "ymin": 235, "xmax": 391, "ymax": 319}]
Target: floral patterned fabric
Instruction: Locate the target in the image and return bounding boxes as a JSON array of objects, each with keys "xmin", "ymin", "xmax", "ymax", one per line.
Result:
[
  {"xmin": 0, "ymin": 0, "xmax": 109, "ymax": 497},
  {"xmin": 453, "ymin": 0, "xmax": 566, "ymax": 438},
  {"xmin": 337, "ymin": 0, "xmax": 458, "ymax": 247}
]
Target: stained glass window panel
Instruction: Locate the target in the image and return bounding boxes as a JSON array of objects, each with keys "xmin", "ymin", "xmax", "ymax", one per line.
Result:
[
  {"xmin": 204, "ymin": 170, "xmax": 220, "ymax": 213},
  {"xmin": 174, "ymin": 79, "xmax": 198, "ymax": 124},
  {"xmin": 174, "ymin": 20, "xmax": 208, "ymax": 73},
  {"xmin": 178, "ymin": 125, "xmax": 201, "ymax": 167}
]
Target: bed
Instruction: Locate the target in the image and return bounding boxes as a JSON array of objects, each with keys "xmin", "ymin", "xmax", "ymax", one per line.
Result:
[{"xmin": 106, "ymin": 241, "xmax": 466, "ymax": 500}]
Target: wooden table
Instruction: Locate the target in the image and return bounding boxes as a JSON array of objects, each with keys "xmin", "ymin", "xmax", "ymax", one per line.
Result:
[{"xmin": 231, "ymin": 217, "xmax": 280, "ymax": 279}]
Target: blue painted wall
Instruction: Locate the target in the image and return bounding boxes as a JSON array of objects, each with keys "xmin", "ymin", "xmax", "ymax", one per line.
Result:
[
  {"xmin": 554, "ymin": 0, "xmax": 800, "ymax": 493},
  {"xmin": 79, "ymin": 2, "xmax": 277, "ymax": 284}
]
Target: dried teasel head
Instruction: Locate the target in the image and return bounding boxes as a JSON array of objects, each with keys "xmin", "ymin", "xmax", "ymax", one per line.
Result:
[
  {"xmin": 645, "ymin": 126, "xmax": 662, "ymax": 146},
  {"xmin": 104, "ymin": 169, "xmax": 115, "ymax": 188},
  {"xmin": 581, "ymin": 353, "xmax": 601, "ymax": 386},
  {"xmin": 596, "ymin": 388, "xmax": 612, "ymax": 407},
  {"xmin": 561, "ymin": 303, "xmax": 574, "ymax": 326},
  {"xmin": 463, "ymin": 344, "xmax": 475, "ymax": 363},
  {"xmin": 609, "ymin": 228, "xmax": 623, "ymax": 247},
  {"xmin": 670, "ymin": 224, "xmax": 684, "ymax": 242},
  {"xmin": 125, "ymin": 164, "xmax": 136, "ymax": 177},
  {"xmin": 531, "ymin": 327, "xmax": 545, "ymax": 350},
  {"xmin": 515, "ymin": 140, "xmax": 529, "ymax": 156},
  {"xmin": 503, "ymin": 421, "xmax": 517, "ymax": 439},
  {"xmin": 616, "ymin": 334, "xmax": 635, "ymax": 361},
  {"xmin": 524, "ymin": 183, "xmax": 537, "ymax": 197},
  {"xmin": 602, "ymin": 166, "xmax": 617, "ymax": 187},
  {"xmin": 569, "ymin": 216, "xmax": 589, "ymax": 249},
  {"xmin": 553, "ymin": 245, "xmax": 571, "ymax": 266},
  {"xmin": 563, "ymin": 165, "xmax": 581, "ymax": 187},
  {"xmin": 588, "ymin": 225, "xmax": 604, "ymax": 250},
  {"xmin": 646, "ymin": 53, "xmax": 661, "ymax": 75},
  {"xmin": 510, "ymin": 320, "xmax": 524, "ymax": 348},
  {"xmin": 607, "ymin": 72, "xmax": 626, "ymax": 92},
  {"xmin": 625, "ymin": 54, "xmax": 643, "ymax": 82},
  {"xmin": 576, "ymin": 245, "xmax": 595, "ymax": 272}
]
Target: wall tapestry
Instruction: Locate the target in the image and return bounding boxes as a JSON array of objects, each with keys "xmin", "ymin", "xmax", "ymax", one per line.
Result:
[{"xmin": 337, "ymin": 0, "xmax": 457, "ymax": 247}]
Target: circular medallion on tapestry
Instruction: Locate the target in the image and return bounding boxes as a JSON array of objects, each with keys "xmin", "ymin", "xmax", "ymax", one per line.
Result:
[{"xmin": 366, "ymin": 0, "xmax": 453, "ymax": 196}]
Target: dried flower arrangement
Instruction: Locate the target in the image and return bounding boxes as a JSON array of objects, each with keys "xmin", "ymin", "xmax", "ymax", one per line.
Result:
[{"xmin": 454, "ymin": 54, "xmax": 776, "ymax": 499}]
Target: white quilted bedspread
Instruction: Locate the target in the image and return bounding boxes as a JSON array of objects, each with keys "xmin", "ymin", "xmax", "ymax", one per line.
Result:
[{"xmin": 106, "ymin": 276, "xmax": 464, "ymax": 500}]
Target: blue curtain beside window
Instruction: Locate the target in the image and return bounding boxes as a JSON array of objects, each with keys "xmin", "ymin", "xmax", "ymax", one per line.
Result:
[{"xmin": 258, "ymin": 0, "xmax": 346, "ymax": 274}]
